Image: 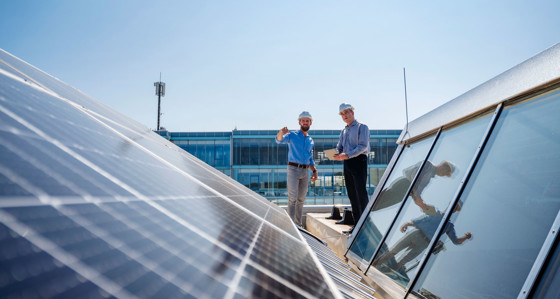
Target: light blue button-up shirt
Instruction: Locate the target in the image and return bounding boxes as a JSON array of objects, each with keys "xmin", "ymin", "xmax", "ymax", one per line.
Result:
[
  {"xmin": 336, "ymin": 120, "xmax": 370, "ymax": 158},
  {"xmin": 413, "ymin": 211, "xmax": 460, "ymax": 245},
  {"xmin": 276, "ymin": 130, "xmax": 315, "ymax": 166}
]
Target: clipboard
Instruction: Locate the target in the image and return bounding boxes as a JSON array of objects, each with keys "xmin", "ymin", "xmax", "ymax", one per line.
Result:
[{"xmin": 324, "ymin": 148, "xmax": 338, "ymax": 160}]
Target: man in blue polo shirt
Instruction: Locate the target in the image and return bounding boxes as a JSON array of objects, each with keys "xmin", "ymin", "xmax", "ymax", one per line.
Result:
[{"xmin": 276, "ymin": 111, "xmax": 318, "ymax": 227}]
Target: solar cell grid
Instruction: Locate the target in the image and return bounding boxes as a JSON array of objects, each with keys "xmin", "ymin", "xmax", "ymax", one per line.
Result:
[
  {"xmin": 235, "ymin": 264, "xmax": 313, "ymax": 299},
  {"xmin": 0, "ymin": 49, "xmax": 343, "ymax": 298},
  {"xmin": 3, "ymin": 203, "xmax": 243, "ymax": 298},
  {"xmin": 0, "ymin": 106, "xmax": 38, "ymax": 136},
  {"xmin": 0, "ymin": 139, "xmax": 78, "ymax": 196},
  {"xmin": 1, "ymin": 133, "xmax": 132, "ymax": 198},
  {"xmin": 265, "ymin": 207, "xmax": 300, "ymax": 238},
  {"xmin": 104, "ymin": 136, "xmax": 276, "ymax": 212},
  {"xmin": 0, "ymin": 83, "xmax": 121, "ymax": 152},
  {"xmin": 198, "ymin": 177, "xmax": 261, "ymax": 197},
  {"xmin": 213, "ymin": 192, "xmax": 271, "ymax": 214},
  {"xmin": 1, "ymin": 50, "xmax": 141, "ymax": 132},
  {"xmin": 250, "ymin": 224, "xmax": 333, "ymax": 296},
  {"xmin": 23, "ymin": 137, "xmax": 132, "ymax": 197},
  {"xmin": 100, "ymin": 201, "xmax": 245, "ymax": 284},
  {"xmin": 0, "ymin": 171, "xmax": 33, "ymax": 197},
  {"xmin": 155, "ymin": 198, "xmax": 261, "ymax": 255}
]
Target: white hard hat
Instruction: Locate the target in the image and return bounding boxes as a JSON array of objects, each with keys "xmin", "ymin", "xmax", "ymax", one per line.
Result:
[
  {"xmin": 298, "ymin": 111, "xmax": 312, "ymax": 120},
  {"xmin": 339, "ymin": 103, "xmax": 354, "ymax": 114}
]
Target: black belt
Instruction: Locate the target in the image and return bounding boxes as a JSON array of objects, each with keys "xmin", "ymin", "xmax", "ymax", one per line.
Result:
[{"xmin": 288, "ymin": 162, "xmax": 310, "ymax": 169}]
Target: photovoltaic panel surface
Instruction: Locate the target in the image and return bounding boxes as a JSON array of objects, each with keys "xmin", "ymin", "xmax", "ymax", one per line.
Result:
[
  {"xmin": 0, "ymin": 48, "xmax": 342, "ymax": 298},
  {"xmin": 301, "ymin": 231, "xmax": 376, "ymax": 299}
]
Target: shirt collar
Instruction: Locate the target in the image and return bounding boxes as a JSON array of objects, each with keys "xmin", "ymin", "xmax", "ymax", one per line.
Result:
[
  {"xmin": 346, "ymin": 120, "xmax": 358, "ymax": 128},
  {"xmin": 297, "ymin": 130, "xmax": 310, "ymax": 137}
]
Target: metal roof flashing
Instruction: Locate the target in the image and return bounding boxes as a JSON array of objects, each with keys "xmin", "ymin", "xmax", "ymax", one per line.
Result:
[{"xmin": 398, "ymin": 42, "xmax": 560, "ymax": 144}]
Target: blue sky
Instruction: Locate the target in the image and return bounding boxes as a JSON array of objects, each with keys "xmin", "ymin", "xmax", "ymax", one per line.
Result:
[{"xmin": 1, "ymin": 0, "xmax": 559, "ymax": 132}]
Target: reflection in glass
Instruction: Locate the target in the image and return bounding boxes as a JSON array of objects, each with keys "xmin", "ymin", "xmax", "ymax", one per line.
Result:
[
  {"xmin": 348, "ymin": 136, "xmax": 435, "ymax": 265},
  {"xmin": 370, "ymin": 114, "xmax": 491, "ymax": 287},
  {"xmin": 412, "ymin": 90, "xmax": 560, "ymax": 298}
]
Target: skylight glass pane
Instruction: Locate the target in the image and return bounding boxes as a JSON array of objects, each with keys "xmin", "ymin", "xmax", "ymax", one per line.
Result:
[
  {"xmin": 347, "ymin": 136, "xmax": 435, "ymax": 267},
  {"xmin": 370, "ymin": 113, "xmax": 492, "ymax": 288}
]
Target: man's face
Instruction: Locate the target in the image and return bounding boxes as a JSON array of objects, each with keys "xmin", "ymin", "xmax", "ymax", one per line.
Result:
[
  {"xmin": 299, "ymin": 118, "xmax": 312, "ymax": 132},
  {"xmin": 340, "ymin": 109, "xmax": 355, "ymax": 124}
]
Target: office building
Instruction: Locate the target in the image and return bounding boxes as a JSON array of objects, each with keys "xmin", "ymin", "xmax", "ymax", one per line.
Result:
[{"xmin": 157, "ymin": 129, "xmax": 401, "ymax": 205}]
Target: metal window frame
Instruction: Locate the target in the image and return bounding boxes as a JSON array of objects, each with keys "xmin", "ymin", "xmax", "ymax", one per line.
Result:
[{"xmin": 521, "ymin": 211, "xmax": 560, "ymax": 298}]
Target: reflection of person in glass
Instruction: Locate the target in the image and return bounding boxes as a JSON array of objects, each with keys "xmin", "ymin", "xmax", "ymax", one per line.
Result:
[
  {"xmin": 375, "ymin": 160, "xmax": 455, "ymax": 212},
  {"xmin": 374, "ymin": 201, "xmax": 472, "ymax": 275}
]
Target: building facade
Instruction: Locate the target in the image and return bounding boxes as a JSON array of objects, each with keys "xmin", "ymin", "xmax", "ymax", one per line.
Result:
[{"xmin": 157, "ymin": 129, "xmax": 401, "ymax": 205}]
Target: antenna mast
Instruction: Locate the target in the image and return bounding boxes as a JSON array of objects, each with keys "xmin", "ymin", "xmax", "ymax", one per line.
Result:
[
  {"xmin": 403, "ymin": 68, "xmax": 409, "ymax": 136},
  {"xmin": 154, "ymin": 73, "xmax": 166, "ymax": 130}
]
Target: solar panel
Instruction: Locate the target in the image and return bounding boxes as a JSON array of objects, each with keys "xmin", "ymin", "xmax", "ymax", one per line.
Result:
[
  {"xmin": 0, "ymin": 48, "xmax": 343, "ymax": 298},
  {"xmin": 300, "ymin": 231, "xmax": 376, "ymax": 299}
]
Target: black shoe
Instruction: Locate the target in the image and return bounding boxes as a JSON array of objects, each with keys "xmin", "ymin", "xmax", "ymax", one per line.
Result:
[
  {"xmin": 335, "ymin": 209, "xmax": 355, "ymax": 225},
  {"xmin": 326, "ymin": 206, "xmax": 342, "ymax": 220}
]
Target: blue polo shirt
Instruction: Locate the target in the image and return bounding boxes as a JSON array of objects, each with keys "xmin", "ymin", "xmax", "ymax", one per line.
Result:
[{"xmin": 276, "ymin": 130, "xmax": 315, "ymax": 166}]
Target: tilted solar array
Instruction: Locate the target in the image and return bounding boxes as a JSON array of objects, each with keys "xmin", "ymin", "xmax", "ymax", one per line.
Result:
[
  {"xmin": 0, "ymin": 48, "xmax": 344, "ymax": 298},
  {"xmin": 300, "ymin": 231, "xmax": 376, "ymax": 299}
]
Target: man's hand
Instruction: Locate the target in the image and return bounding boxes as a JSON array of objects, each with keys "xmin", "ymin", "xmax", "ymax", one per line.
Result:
[
  {"xmin": 400, "ymin": 222, "xmax": 412, "ymax": 233},
  {"xmin": 333, "ymin": 153, "xmax": 349, "ymax": 161},
  {"xmin": 311, "ymin": 171, "xmax": 318, "ymax": 182},
  {"xmin": 458, "ymin": 232, "xmax": 473, "ymax": 244},
  {"xmin": 277, "ymin": 127, "xmax": 289, "ymax": 141}
]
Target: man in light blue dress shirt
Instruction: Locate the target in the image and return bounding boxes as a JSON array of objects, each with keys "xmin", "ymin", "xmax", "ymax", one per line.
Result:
[
  {"xmin": 276, "ymin": 111, "xmax": 318, "ymax": 227},
  {"xmin": 334, "ymin": 103, "xmax": 370, "ymax": 233}
]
